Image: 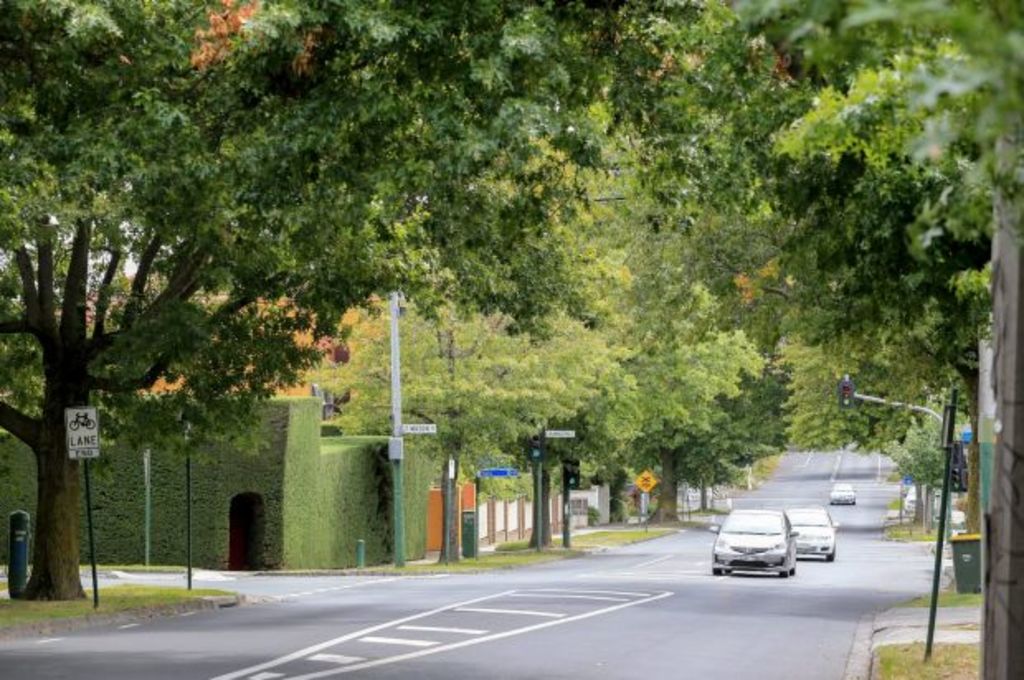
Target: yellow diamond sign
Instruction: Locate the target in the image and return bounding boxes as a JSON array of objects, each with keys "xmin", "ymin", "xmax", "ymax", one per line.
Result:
[{"xmin": 635, "ymin": 469, "xmax": 658, "ymax": 494}]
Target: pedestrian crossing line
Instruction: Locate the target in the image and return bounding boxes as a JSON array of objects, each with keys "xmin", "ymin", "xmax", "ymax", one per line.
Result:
[
  {"xmin": 507, "ymin": 593, "xmax": 629, "ymax": 602},
  {"xmin": 359, "ymin": 636, "xmax": 438, "ymax": 648},
  {"xmin": 454, "ymin": 607, "xmax": 565, "ymax": 618},
  {"xmin": 247, "ymin": 672, "xmax": 285, "ymax": 680},
  {"xmin": 397, "ymin": 625, "xmax": 488, "ymax": 635},
  {"xmin": 308, "ymin": 654, "xmax": 365, "ymax": 665},
  {"xmin": 530, "ymin": 588, "xmax": 653, "ymax": 598}
]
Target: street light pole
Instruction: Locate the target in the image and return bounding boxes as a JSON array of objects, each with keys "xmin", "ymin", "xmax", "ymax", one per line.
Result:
[{"xmin": 389, "ymin": 292, "xmax": 406, "ymax": 567}]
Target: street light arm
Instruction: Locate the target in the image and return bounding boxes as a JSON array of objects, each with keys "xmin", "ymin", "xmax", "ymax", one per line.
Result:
[{"xmin": 854, "ymin": 393, "xmax": 943, "ymax": 423}]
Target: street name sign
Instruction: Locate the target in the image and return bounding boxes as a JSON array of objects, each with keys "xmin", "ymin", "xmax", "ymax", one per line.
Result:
[
  {"xmin": 544, "ymin": 430, "xmax": 576, "ymax": 439},
  {"xmin": 902, "ymin": 474, "xmax": 914, "ymax": 487},
  {"xmin": 635, "ymin": 469, "xmax": 658, "ymax": 493},
  {"xmin": 65, "ymin": 407, "xmax": 100, "ymax": 460},
  {"xmin": 402, "ymin": 423, "xmax": 437, "ymax": 435},
  {"xmin": 478, "ymin": 467, "xmax": 520, "ymax": 478}
]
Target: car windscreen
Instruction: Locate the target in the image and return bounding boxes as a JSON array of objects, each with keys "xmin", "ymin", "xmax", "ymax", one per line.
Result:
[
  {"xmin": 720, "ymin": 513, "xmax": 784, "ymax": 535},
  {"xmin": 787, "ymin": 511, "xmax": 829, "ymax": 527},
  {"xmin": 833, "ymin": 485, "xmax": 853, "ymax": 492}
]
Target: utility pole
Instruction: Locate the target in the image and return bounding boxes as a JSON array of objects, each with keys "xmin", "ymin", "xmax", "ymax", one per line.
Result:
[
  {"xmin": 388, "ymin": 292, "xmax": 406, "ymax": 568},
  {"xmin": 926, "ymin": 388, "xmax": 957, "ymax": 661}
]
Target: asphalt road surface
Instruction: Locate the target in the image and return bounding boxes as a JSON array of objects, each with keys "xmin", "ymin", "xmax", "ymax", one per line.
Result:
[{"xmin": 1, "ymin": 451, "xmax": 934, "ymax": 680}]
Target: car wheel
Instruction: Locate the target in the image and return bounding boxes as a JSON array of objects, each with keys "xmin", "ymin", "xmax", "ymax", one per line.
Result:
[
  {"xmin": 778, "ymin": 569, "xmax": 789, "ymax": 578},
  {"xmin": 789, "ymin": 566, "xmax": 796, "ymax": 576},
  {"xmin": 826, "ymin": 550, "xmax": 836, "ymax": 563},
  {"xmin": 712, "ymin": 568, "xmax": 724, "ymax": 576}
]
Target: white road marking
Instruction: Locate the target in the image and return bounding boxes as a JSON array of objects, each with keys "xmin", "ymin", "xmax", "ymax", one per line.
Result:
[
  {"xmin": 36, "ymin": 638, "xmax": 63, "ymax": 645},
  {"xmin": 800, "ymin": 453, "xmax": 813, "ymax": 468},
  {"xmin": 455, "ymin": 607, "xmax": 565, "ymax": 618},
  {"xmin": 398, "ymin": 625, "xmax": 488, "ymax": 635},
  {"xmin": 631, "ymin": 554, "xmax": 674, "ymax": 569},
  {"xmin": 118, "ymin": 623, "xmax": 140, "ymax": 630},
  {"xmin": 507, "ymin": 593, "xmax": 628, "ymax": 602},
  {"xmin": 877, "ymin": 454, "xmax": 883, "ymax": 482},
  {"xmin": 359, "ymin": 636, "xmax": 438, "ymax": 648},
  {"xmin": 249, "ymin": 673, "xmax": 285, "ymax": 680},
  {"xmin": 179, "ymin": 611, "xmax": 197, "ymax": 617},
  {"xmin": 308, "ymin": 655, "xmax": 364, "ymax": 665},
  {"xmin": 830, "ymin": 455, "xmax": 843, "ymax": 482},
  {"xmin": 210, "ymin": 590, "xmax": 516, "ymax": 680},
  {"xmin": 263, "ymin": 591, "xmax": 674, "ymax": 680},
  {"xmin": 530, "ymin": 588, "xmax": 653, "ymax": 598}
]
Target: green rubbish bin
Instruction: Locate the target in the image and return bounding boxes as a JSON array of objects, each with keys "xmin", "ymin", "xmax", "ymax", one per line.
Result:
[
  {"xmin": 950, "ymin": 533, "xmax": 982, "ymax": 594},
  {"xmin": 8, "ymin": 511, "xmax": 30, "ymax": 599},
  {"xmin": 461, "ymin": 510, "xmax": 478, "ymax": 559}
]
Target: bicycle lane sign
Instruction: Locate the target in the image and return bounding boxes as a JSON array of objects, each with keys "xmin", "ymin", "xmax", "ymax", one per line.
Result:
[{"xmin": 65, "ymin": 407, "xmax": 100, "ymax": 460}]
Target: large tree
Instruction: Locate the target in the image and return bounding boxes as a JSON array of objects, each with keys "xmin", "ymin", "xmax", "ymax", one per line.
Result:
[{"xmin": 0, "ymin": 0, "xmax": 629, "ymax": 599}]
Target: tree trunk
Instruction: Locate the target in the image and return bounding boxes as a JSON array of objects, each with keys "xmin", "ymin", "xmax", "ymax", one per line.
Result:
[
  {"xmin": 700, "ymin": 482, "xmax": 709, "ymax": 512},
  {"xmin": 25, "ymin": 411, "xmax": 85, "ymax": 600},
  {"xmin": 657, "ymin": 448, "xmax": 678, "ymax": 523},
  {"xmin": 438, "ymin": 456, "xmax": 460, "ymax": 563},
  {"xmin": 959, "ymin": 367, "xmax": 982, "ymax": 534},
  {"xmin": 985, "ymin": 129, "xmax": 1024, "ymax": 678}
]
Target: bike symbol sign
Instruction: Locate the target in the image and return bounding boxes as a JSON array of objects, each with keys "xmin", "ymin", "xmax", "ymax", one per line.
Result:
[{"xmin": 65, "ymin": 407, "xmax": 100, "ymax": 460}]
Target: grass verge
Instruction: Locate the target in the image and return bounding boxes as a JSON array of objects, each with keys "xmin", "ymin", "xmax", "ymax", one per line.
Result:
[
  {"xmin": 372, "ymin": 550, "xmax": 583, "ymax": 573},
  {"xmin": 0, "ymin": 585, "xmax": 233, "ymax": 629},
  {"xmin": 877, "ymin": 643, "xmax": 978, "ymax": 680},
  {"xmin": 570, "ymin": 529, "xmax": 674, "ymax": 548},
  {"xmin": 885, "ymin": 524, "xmax": 937, "ymax": 542},
  {"xmin": 752, "ymin": 454, "xmax": 782, "ymax": 485},
  {"xmin": 901, "ymin": 592, "xmax": 983, "ymax": 608}
]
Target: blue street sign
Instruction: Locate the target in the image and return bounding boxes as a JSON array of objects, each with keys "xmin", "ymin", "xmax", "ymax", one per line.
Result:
[
  {"xmin": 961, "ymin": 426, "xmax": 973, "ymax": 444},
  {"xmin": 902, "ymin": 474, "xmax": 914, "ymax": 486},
  {"xmin": 478, "ymin": 467, "xmax": 520, "ymax": 479}
]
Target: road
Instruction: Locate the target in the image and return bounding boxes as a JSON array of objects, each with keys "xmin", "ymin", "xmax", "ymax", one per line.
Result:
[{"xmin": 0, "ymin": 451, "xmax": 934, "ymax": 680}]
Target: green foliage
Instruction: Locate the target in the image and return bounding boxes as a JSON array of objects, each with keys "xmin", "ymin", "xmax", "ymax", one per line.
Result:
[{"xmin": 884, "ymin": 419, "xmax": 945, "ymax": 490}]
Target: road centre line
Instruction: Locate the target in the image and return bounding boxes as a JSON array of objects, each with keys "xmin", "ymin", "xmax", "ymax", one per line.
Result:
[
  {"xmin": 257, "ymin": 591, "xmax": 674, "ymax": 680},
  {"xmin": 359, "ymin": 636, "xmax": 438, "ymax": 648},
  {"xmin": 507, "ymin": 593, "xmax": 628, "ymax": 602},
  {"xmin": 631, "ymin": 554, "xmax": 674, "ymax": 569},
  {"xmin": 398, "ymin": 625, "xmax": 488, "ymax": 635},
  {"xmin": 308, "ymin": 655, "xmax": 364, "ymax": 665},
  {"xmin": 830, "ymin": 455, "xmax": 843, "ymax": 482},
  {"xmin": 455, "ymin": 607, "xmax": 565, "ymax": 618},
  {"xmin": 35, "ymin": 638, "xmax": 63, "ymax": 645},
  {"xmin": 210, "ymin": 590, "xmax": 517, "ymax": 680},
  {"xmin": 118, "ymin": 623, "xmax": 140, "ymax": 630},
  {"xmin": 800, "ymin": 453, "xmax": 813, "ymax": 468}
]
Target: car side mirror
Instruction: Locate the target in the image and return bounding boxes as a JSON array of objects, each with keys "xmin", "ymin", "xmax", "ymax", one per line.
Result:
[
  {"xmin": 790, "ymin": 531, "xmax": 800, "ymax": 538},
  {"xmin": 709, "ymin": 525, "xmax": 720, "ymax": 534}
]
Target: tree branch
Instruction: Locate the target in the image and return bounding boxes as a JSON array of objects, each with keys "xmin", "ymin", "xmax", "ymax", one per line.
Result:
[
  {"xmin": 0, "ymin": 400, "xmax": 41, "ymax": 449},
  {"xmin": 14, "ymin": 247, "xmax": 41, "ymax": 329},
  {"xmin": 90, "ymin": 356, "xmax": 171, "ymax": 394},
  {"xmin": 36, "ymin": 239, "xmax": 57, "ymax": 337},
  {"xmin": 92, "ymin": 249, "xmax": 122, "ymax": 339},
  {"xmin": 123, "ymin": 234, "xmax": 162, "ymax": 328},
  {"xmin": 59, "ymin": 220, "xmax": 91, "ymax": 346}
]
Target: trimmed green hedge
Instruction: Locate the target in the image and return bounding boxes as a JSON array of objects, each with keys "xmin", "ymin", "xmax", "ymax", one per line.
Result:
[{"xmin": 0, "ymin": 398, "xmax": 430, "ymax": 569}]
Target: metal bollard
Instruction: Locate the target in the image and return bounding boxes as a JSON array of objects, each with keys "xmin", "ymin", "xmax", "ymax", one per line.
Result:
[
  {"xmin": 8, "ymin": 511, "xmax": 30, "ymax": 599},
  {"xmin": 356, "ymin": 539, "xmax": 365, "ymax": 568}
]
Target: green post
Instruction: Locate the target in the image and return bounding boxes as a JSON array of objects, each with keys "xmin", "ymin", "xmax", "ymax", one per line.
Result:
[
  {"xmin": 84, "ymin": 459, "xmax": 99, "ymax": 609},
  {"xmin": 7, "ymin": 511, "xmax": 30, "ymax": 599},
  {"xmin": 356, "ymin": 539, "xmax": 366, "ymax": 568},
  {"xmin": 562, "ymin": 470, "xmax": 571, "ymax": 549},
  {"xmin": 144, "ymin": 449, "xmax": 151, "ymax": 567},
  {"xmin": 393, "ymin": 458, "xmax": 405, "ymax": 567},
  {"xmin": 926, "ymin": 387, "xmax": 958, "ymax": 661},
  {"xmin": 534, "ymin": 459, "xmax": 543, "ymax": 553},
  {"xmin": 186, "ymin": 453, "xmax": 192, "ymax": 591}
]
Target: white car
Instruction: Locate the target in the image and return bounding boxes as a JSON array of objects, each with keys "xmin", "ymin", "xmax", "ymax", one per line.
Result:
[
  {"xmin": 711, "ymin": 510, "xmax": 799, "ymax": 578},
  {"xmin": 787, "ymin": 507, "xmax": 838, "ymax": 562},
  {"xmin": 829, "ymin": 483, "xmax": 856, "ymax": 505}
]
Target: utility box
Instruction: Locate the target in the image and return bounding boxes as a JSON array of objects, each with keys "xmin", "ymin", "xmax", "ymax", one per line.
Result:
[
  {"xmin": 8, "ymin": 511, "xmax": 30, "ymax": 599},
  {"xmin": 950, "ymin": 533, "xmax": 982, "ymax": 594},
  {"xmin": 461, "ymin": 510, "xmax": 477, "ymax": 559}
]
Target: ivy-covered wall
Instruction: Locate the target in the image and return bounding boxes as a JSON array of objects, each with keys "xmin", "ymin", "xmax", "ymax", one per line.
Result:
[{"xmin": 0, "ymin": 398, "xmax": 430, "ymax": 569}]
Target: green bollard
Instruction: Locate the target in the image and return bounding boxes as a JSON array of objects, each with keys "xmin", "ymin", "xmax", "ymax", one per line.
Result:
[
  {"xmin": 356, "ymin": 539, "xmax": 365, "ymax": 568},
  {"xmin": 8, "ymin": 511, "xmax": 30, "ymax": 599}
]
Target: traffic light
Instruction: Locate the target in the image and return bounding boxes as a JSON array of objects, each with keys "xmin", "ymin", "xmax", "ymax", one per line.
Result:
[
  {"xmin": 837, "ymin": 375, "xmax": 856, "ymax": 409},
  {"xmin": 950, "ymin": 441, "xmax": 968, "ymax": 493},
  {"xmin": 529, "ymin": 435, "xmax": 543, "ymax": 462},
  {"xmin": 563, "ymin": 459, "xmax": 581, "ymax": 490}
]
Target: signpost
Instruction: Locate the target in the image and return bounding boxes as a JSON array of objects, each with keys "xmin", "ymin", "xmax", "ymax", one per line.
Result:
[
  {"xmin": 544, "ymin": 430, "xmax": 575, "ymax": 439},
  {"xmin": 401, "ymin": 423, "xmax": 437, "ymax": 435},
  {"xmin": 477, "ymin": 468, "xmax": 519, "ymax": 478},
  {"xmin": 635, "ymin": 470, "xmax": 658, "ymax": 531},
  {"xmin": 65, "ymin": 407, "xmax": 99, "ymax": 608}
]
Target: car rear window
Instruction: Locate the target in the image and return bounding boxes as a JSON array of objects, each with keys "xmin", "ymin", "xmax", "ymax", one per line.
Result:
[{"xmin": 788, "ymin": 510, "xmax": 829, "ymax": 526}]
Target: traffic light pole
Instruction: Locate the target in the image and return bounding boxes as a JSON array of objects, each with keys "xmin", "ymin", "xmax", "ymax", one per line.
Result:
[
  {"xmin": 852, "ymin": 392, "xmax": 943, "ymax": 424},
  {"xmin": 389, "ymin": 292, "xmax": 405, "ymax": 568}
]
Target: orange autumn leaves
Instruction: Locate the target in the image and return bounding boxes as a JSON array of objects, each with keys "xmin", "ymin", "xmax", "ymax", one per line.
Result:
[
  {"xmin": 733, "ymin": 259, "xmax": 789, "ymax": 304},
  {"xmin": 191, "ymin": 0, "xmax": 260, "ymax": 70}
]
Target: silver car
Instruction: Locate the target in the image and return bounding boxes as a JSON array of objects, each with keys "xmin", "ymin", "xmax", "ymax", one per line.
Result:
[
  {"xmin": 829, "ymin": 483, "xmax": 856, "ymax": 505},
  {"xmin": 787, "ymin": 507, "xmax": 838, "ymax": 562},
  {"xmin": 711, "ymin": 510, "xmax": 799, "ymax": 578}
]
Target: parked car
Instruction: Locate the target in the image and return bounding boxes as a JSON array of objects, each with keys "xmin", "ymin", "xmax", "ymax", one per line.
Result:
[
  {"xmin": 829, "ymin": 483, "xmax": 856, "ymax": 505},
  {"xmin": 711, "ymin": 509, "xmax": 798, "ymax": 578},
  {"xmin": 786, "ymin": 506, "xmax": 838, "ymax": 562},
  {"xmin": 903, "ymin": 492, "xmax": 917, "ymax": 515}
]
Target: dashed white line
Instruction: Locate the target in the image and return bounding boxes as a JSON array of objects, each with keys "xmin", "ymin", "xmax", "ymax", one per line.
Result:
[
  {"xmin": 118, "ymin": 623, "xmax": 140, "ymax": 630},
  {"xmin": 308, "ymin": 654, "xmax": 365, "ymax": 665},
  {"xmin": 830, "ymin": 454, "xmax": 843, "ymax": 482},
  {"xmin": 455, "ymin": 607, "xmax": 565, "ymax": 618},
  {"xmin": 248, "ymin": 673, "xmax": 285, "ymax": 680},
  {"xmin": 631, "ymin": 554, "xmax": 674, "ymax": 569},
  {"xmin": 398, "ymin": 625, "xmax": 488, "ymax": 635},
  {"xmin": 35, "ymin": 638, "xmax": 63, "ymax": 645},
  {"xmin": 359, "ymin": 636, "xmax": 438, "ymax": 648},
  {"xmin": 800, "ymin": 453, "xmax": 813, "ymax": 468},
  {"xmin": 179, "ymin": 611, "xmax": 196, "ymax": 617},
  {"xmin": 507, "ymin": 593, "xmax": 628, "ymax": 603}
]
